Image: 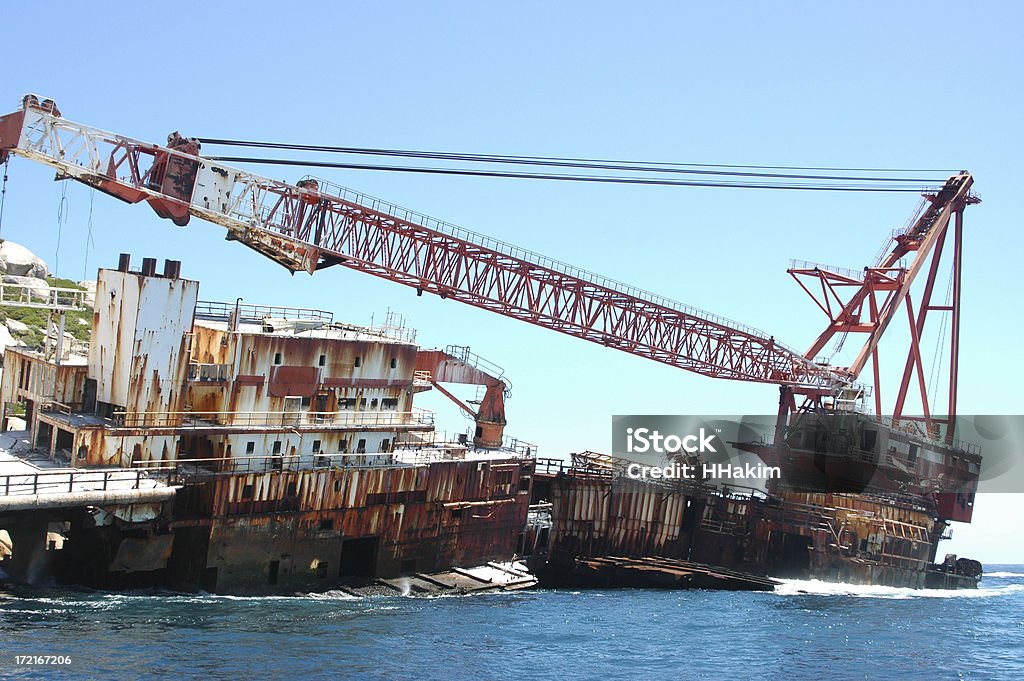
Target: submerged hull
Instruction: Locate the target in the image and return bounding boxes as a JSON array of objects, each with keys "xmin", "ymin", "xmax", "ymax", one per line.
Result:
[{"xmin": 528, "ymin": 462, "xmax": 980, "ymax": 590}]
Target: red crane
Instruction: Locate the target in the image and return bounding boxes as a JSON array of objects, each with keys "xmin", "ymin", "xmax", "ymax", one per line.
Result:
[{"xmin": 0, "ymin": 95, "xmax": 975, "ymax": 444}]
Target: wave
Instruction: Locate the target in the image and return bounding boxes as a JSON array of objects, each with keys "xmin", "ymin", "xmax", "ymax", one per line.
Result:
[
  {"xmin": 983, "ymin": 571, "xmax": 1024, "ymax": 578},
  {"xmin": 774, "ymin": 578, "xmax": 1024, "ymax": 599}
]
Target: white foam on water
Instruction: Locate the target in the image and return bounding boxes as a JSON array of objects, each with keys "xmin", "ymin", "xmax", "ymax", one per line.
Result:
[
  {"xmin": 306, "ymin": 590, "xmax": 359, "ymax": 600},
  {"xmin": 984, "ymin": 571, "xmax": 1024, "ymax": 578},
  {"xmin": 774, "ymin": 578, "xmax": 1024, "ymax": 599}
]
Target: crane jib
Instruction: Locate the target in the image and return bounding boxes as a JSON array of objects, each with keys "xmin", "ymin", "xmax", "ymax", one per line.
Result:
[{"xmin": 0, "ymin": 95, "xmax": 973, "ymax": 420}]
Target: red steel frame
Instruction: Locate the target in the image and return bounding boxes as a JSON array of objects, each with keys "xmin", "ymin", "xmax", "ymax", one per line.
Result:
[
  {"xmin": 0, "ymin": 98, "xmax": 975, "ymax": 431},
  {"xmin": 785, "ymin": 175, "xmax": 977, "ymax": 442}
]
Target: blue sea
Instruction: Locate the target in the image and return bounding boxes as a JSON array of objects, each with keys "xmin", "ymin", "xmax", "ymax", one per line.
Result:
[{"xmin": 2, "ymin": 566, "xmax": 1022, "ymax": 680}]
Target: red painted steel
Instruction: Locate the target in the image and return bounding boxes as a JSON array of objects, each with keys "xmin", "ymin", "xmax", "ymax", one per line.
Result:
[
  {"xmin": 0, "ymin": 97, "xmax": 975, "ymax": 415},
  {"xmin": 786, "ymin": 174, "xmax": 977, "ymax": 439}
]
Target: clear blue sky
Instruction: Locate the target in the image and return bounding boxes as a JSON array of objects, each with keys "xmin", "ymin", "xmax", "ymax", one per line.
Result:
[{"xmin": 1, "ymin": 2, "xmax": 1020, "ymax": 561}]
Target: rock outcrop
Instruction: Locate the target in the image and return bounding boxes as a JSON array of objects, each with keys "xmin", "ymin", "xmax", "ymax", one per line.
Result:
[{"xmin": 0, "ymin": 241, "xmax": 49, "ymax": 279}]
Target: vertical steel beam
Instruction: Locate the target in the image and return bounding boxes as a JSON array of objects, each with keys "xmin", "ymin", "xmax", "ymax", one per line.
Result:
[
  {"xmin": 947, "ymin": 209, "xmax": 964, "ymax": 444},
  {"xmin": 892, "ymin": 227, "xmax": 949, "ymax": 424}
]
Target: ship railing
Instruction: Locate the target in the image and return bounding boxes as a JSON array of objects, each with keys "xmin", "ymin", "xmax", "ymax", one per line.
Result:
[
  {"xmin": 874, "ymin": 415, "xmax": 983, "ymax": 458},
  {"xmin": 173, "ymin": 452, "xmax": 414, "ymax": 477},
  {"xmin": 0, "ymin": 282, "xmax": 92, "ymax": 312},
  {"xmin": 787, "ymin": 259, "xmax": 867, "ymax": 281},
  {"xmin": 111, "ymin": 409, "xmax": 435, "ymax": 430},
  {"xmin": 443, "ymin": 344, "xmax": 508, "ymax": 383},
  {"xmin": 39, "ymin": 400, "xmax": 74, "ymax": 416},
  {"xmin": 393, "ymin": 429, "xmax": 467, "ymax": 449},
  {"xmin": 501, "ymin": 435, "xmax": 537, "ymax": 458},
  {"xmin": 534, "ymin": 457, "xmax": 569, "ymax": 475},
  {"xmin": 0, "ymin": 466, "xmax": 179, "ymax": 497},
  {"xmin": 194, "ymin": 299, "xmax": 333, "ymax": 323},
  {"xmin": 393, "ymin": 429, "xmax": 537, "ymax": 459}
]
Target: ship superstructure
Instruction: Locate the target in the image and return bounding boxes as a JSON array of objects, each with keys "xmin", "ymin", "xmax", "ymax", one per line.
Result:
[{"xmin": 0, "ymin": 256, "xmax": 535, "ymax": 593}]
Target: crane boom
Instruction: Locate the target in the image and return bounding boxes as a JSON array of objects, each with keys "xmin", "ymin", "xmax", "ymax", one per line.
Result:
[{"xmin": 0, "ymin": 96, "xmax": 967, "ymax": 404}]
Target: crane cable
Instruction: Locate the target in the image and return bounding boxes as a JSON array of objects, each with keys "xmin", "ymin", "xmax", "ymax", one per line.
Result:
[
  {"xmin": 82, "ymin": 188, "xmax": 95, "ymax": 281},
  {"xmin": 201, "ymin": 156, "xmax": 940, "ymax": 193},
  {"xmin": 927, "ymin": 271, "xmax": 955, "ymax": 410},
  {"xmin": 55, "ymin": 182, "xmax": 68, "ymax": 276},
  {"xmin": 198, "ymin": 138, "xmax": 953, "ymax": 192},
  {"xmin": 0, "ymin": 157, "xmax": 8, "ymax": 240},
  {"xmin": 197, "ymin": 137, "xmax": 957, "ymax": 179}
]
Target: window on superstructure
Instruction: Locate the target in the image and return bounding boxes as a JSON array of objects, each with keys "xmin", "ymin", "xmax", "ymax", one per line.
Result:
[
  {"xmin": 371, "ymin": 398, "xmax": 378, "ymax": 409},
  {"xmin": 301, "ymin": 396, "xmax": 311, "ymax": 408},
  {"xmin": 339, "ymin": 439, "xmax": 348, "ymax": 453},
  {"xmin": 354, "ymin": 356, "xmax": 361, "ymax": 368},
  {"xmin": 274, "ymin": 352, "xmax": 282, "ymax": 365},
  {"xmin": 389, "ymin": 358, "xmax": 397, "ymax": 369},
  {"xmin": 357, "ymin": 438, "xmax": 366, "ymax": 453},
  {"xmin": 318, "ymin": 354, "xmax": 326, "ymax": 367},
  {"xmin": 312, "ymin": 440, "xmax": 321, "ymax": 453},
  {"xmin": 273, "ymin": 441, "xmax": 282, "ymax": 454},
  {"xmin": 246, "ymin": 441, "xmax": 255, "ymax": 454},
  {"xmin": 382, "ymin": 398, "xmax": 398, "ymax": 410}
]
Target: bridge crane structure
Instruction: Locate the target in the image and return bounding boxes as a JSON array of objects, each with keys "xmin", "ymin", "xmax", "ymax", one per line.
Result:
[{"xmin": 0, "ymin": 95, "xmax": 976, "ymax": 445}]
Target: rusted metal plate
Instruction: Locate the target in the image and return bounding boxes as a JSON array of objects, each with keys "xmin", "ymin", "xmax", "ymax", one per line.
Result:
[{"xmin": 268, "ymin": 366, "xmax": 319, "ymax": 397}]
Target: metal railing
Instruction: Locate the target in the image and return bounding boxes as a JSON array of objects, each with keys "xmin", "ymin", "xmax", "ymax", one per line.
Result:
[
  {"xmin": 0, "ymin": 467, "xmax": 179, "ymax": 497},
  {"xmin": 175, "ymin": 452, "xmax": 411, "ymax": 476},
  {"xmin": 444, "ymin": 345, "xmax": 507, "ymax": 382},
  {"xmin": 0, "ymin": 282, "xmax": 92, "ymax": 311},
  {"xmin": 392, "ymin": 429, "xmax": 537, "ymax": 458},
  {"xmin": 874, "ymin": 415, "xmax": 982, "ymax": 458},
  {"xmin": 787, "ymin": 259, "xmax": 867, "ymax": 281},
  {"xmin": 111, "ymin": 408, "xmax": 435, "ymax": 430},
  {"xmin": 194, "ymin": 299, "xmax": 333, "ymax": 323},
  {"xmin": 501, "ymin": 435, "xmax": 537, "ymax": 458}
]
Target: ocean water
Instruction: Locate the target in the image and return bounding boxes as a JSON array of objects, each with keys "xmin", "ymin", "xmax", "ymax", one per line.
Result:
[{"xmin": 2, "ymin": 566, "xmax": 1022, "ymax": 680}]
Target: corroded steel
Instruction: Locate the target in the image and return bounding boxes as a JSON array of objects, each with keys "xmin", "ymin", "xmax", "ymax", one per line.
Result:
[
  {"xmin": 88, "ymin": 267, "xmax": 198, "ymax": 418},
  {"xmin": 534, "ymin": 462, "xmax": 965, "ymax": 589},
  {"xmin": 178, "ymin": 456, "xmax": 535, "ymax": 592}
]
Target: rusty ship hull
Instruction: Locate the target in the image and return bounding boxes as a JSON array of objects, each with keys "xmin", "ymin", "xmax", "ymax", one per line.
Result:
[{"xmin": 526, "ymin": 451, "xmax": 981, "ymax": 590}]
